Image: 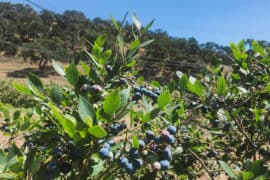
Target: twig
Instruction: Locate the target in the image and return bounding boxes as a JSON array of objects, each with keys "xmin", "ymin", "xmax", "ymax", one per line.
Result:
[{"xmin": 188, "ymin": 148, "xmax": 214, "ymax": 180}]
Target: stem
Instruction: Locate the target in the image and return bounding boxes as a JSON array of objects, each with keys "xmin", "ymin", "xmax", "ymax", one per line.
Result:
[{"xmin": 188, "ymin": 148, "xmax": 214, "ymax": 180}]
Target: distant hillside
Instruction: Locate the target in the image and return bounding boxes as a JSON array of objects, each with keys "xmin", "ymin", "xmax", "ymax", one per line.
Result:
[{"xmin": 0, "ymin": 2, "xmax": 269, "ymax": 80}]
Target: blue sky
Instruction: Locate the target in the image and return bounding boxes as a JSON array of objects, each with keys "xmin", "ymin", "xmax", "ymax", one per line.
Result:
[{"xmin": 5, "ymin": 0, "xmax": 270, "ymax": 45}]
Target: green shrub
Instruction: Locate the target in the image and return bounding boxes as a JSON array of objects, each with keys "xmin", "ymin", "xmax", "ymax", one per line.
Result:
[
  {"xmin": 0, "ymin": 16, "xmax": 269, "ymax": 180},
  {"xmin": 0, "ymin": 80, "xmax": 34, "ymax": 108}
]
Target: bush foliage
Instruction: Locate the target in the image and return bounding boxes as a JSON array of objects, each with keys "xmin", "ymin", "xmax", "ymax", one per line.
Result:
[{"xmin": 0, "ymin": 15, "xmax": 270, "ymax": 180}]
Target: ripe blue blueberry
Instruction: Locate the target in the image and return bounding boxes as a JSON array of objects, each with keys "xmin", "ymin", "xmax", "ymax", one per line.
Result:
[
  {"xmin": 138, "ymin": 140, "xmax": 145, "ymax": 149},
  {"xmin": 162, "ymin": 146, "xmax": 172, "ymax": 161},
  {"xmin": 107, "ymin": 139, "xmax": 115, "ymax": 146},
  {"xmin": 129, "ymin": 148, "xmax": 140, "ymax": 158},
  {"xmin": 146, "ymin": 130, "xmax": 155, "ymax": 140},
  {"xmin": 81, "ymin": 83, "xmax": 91, "ymax": 94},
  {"xmin": 103, "ymin": 143, "xmax": 110, "ymax": 149},
  {"xmin": 120, "ymin": 77, "xmax": 128, "ymax": 84},
  {"xmin": 134, "ymin": 86, "xmax": 141, "ymax": 93},
  {"xmin": 119, "ymin": 157, "xmax": 129, "ymax": 167},
  {"xmin": 105, "ymin": 64, "xmax": 113, "ymax": 72},
  {"xmin": 125, "ymin": 163, "xmax": 135, "ymax": 174},
  {"xmin": 99, "ymin": 147, "xmax": 111, "ymax": 159},
  {"xmin": 167, "ymin": 125, "xmax": 177, "ymax": 135},
  {"xmin": 133, "ymin": 159, "xmax": 143, "ymax": 169},
  {"xmin": 134, "ymin": 92, "xmax": 142, "ymax": 100},
  {"xmin": 160, "ymin": 160, "xmax": 170, "ymax": 170},
  {"xmin": 167, "ymin": 135, "xmax": 175, "ymax": 144}
]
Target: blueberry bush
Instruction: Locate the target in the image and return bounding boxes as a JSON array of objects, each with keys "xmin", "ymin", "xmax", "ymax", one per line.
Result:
[{"xmin": 0, "ymin": 14, "xmax": 270, "ymax": 179}]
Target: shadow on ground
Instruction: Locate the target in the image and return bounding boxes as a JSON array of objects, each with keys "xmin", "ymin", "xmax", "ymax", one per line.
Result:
[{"xmin": 6, "ymin": 66, "xmax": 56, "ymax": 78}]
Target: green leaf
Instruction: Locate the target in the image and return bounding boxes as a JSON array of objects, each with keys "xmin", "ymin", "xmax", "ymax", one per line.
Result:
[
  {"xmin": 103, "ymin": 89, "xmax": 121, "ymax": 115},
  {"xmin": 13, "ymin": 82, "xmax": 32, "ymax": 95},
  {"xmin": 52, "ymin": 60, "xmax": 65, "ymax": 76},
  {"xmin": 92, "ymin": 160, "xmax": 105, "ymax": 177},
  {"xmin": 217, "ymin": 76, "xmax": 228, "ymax": 96},
  {"xmin": 230, "ymin": 43, "xmax": 242, "ymax": 61},
  {"xmin": 110, "ymin": 15, "xmax": 119, "ymax": 31},
  {"xmin": 158, "ymin": 90, "xmax": 171, "ymax": 109},
  {"xmin": 132, "ymin": 135, "xmax": 139, "ymax": 149},
  {"xmin": 78, "ymin": 96, "xmax": 96, "ymax": 126},
  {"xmin": 126, "ymin": 60, "xmax": 136, "ymax": 67},
  {"xmin": 130, "ymin": 39, "xmax": 140, "ymax": 51},
  {"xmin": 142, "ymin": 108, "xmax": 160, "ymax": 122},
  {"xmin": 0, "ymin": 173, "xmax": 15, "ymax": 179},
  {"xmin": 242, "ymin": 171, "xmax": 254, "ymax": 180},
  {"xmin": 248, "ymin": 160, "xmax": 266, "ymax": 176},
  {"xmin": 119, "ymin": 87, "xmax": 131, "ymax": 111},
  {"xmin": 50, "ymin": 85, "xmax": 63, "ymax": 105},
  {"xmin": 139, "ymin": 39, "xmax": 154, "ymax": 48},
  {"xmin": 85, "ymin": 51, "xmax": 103, "ymax": 70},
  {"xmin": 49, "ymin": 102, "xmax": 77, "ymax": 139},
  {"xmin": 101, "ymin": 50, "xmax": 112, "ymax": 65},
  {"xmin": 187, "ymin": 78, "xmax": 204, "ymax": 97},
  {"xmin": 178, "ymin": 74, "xmax": 188, "ymax": 90},
  {"xmin": 80, "ymin": 61, "xmax": 90, "ymax": 75},
  {"xmin": 132, "ymin": 12, "xmax": 141, "ymax": 30},
  {"xmin": 219, "ymin": 161, "xmax": 237, "ymax": 179},
  {"xmin": 28, "ymin": 73, "xmax": 43, "ymax": 92},
  {"xmin": 252, "ymin": 41, "xmax": 266, "ymax": 57},
  {"xmin": 94, "ymin": 35, "xmax": 106, "ymax": 47},
  {"xmin": 88, "ymin": 125, "xmax": 107, "ymax": 138},
  {"xmin": 65, "ymin": 64, "xmax": 79, "ymax": 86},
  {"xmin": 5, "ymin": 155, "xmax": 18, "ymax": 170},
  {"xmin": 0, "ymin": 150, "xmax": 7, "ymax": 173},
  {"xmin": 142, "ymin": 19, "xmax": 154, "ymax": 34}
]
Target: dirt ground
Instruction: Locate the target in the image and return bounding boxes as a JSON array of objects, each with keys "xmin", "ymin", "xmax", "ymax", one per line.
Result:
[{"xmin": 0, "ymin": 61, "xmax": 67, "ymax": 85}]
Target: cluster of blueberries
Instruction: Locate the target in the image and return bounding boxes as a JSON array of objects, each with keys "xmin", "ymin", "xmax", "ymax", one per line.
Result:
[
  {"xmin": 81, "ymin": 83, "xmax": 103, "ymax": 95},
  {"xmin": 109, "ymin": 122, "xmax": 127, "ymax": 136},
  {"xmin": 133, "ymin": 86, "xmax": 161, "ymax": 102},
  {"xmin": 99, "ymin": 125, "xmax": 177, "ymax": 175}
]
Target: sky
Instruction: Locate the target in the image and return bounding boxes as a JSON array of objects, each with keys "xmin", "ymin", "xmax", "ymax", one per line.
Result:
[{"xmin": 4, "ymin": 0, "xmax": 270, "ymax": 45}]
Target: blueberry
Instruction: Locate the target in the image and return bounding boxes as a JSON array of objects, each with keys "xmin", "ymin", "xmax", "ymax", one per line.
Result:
[
  {"xmin": 105, "ymin": 65, "xmax": 113, "ymax": 72},
  {"xmin": 145, "ymin": 90, "xmax": 152, "ymax": 97},
  {"xmin": 134, "ymin": 92, "xmax": 142, "ymax": 100},
  {"xmin": 133, "ymin": 159, "xmax": 143, "ymax": 169},
  {"xmin": 110, "ymin": 124, "xmax": 120, "ymax": 135},
  {"xmin": 118, "ymin": 123, "xmax": 127, "ymax": 131},
  {"xmin": 129, "ymin": 148, "xmax": 140, "ymax": 158},
  {"xmin": 140, "ymin": 87, "xmax": 147, "ymax": 94},
  {"xmin": 59, "ymin": 162, "xmax": 72, "ymax": 173},
  {"xmin": 90, "ymin": 84, "xmax": 103, "ymax": 94},
  {"xmin": 150, "ymin": 93, "xmax": 158, "ymax": 101},
  {"xmin": 134, "ymin": 86, "xmax": 141, "ymax": 93},
  {"xmin": 120, "ymin": 77, "xmax": 128, "ymax": 85},
  {"xmin": 4, "ymin": 147, "xmax": 9, "ymax": 153},
  {"xmin": 160, "ymin": 160, "xmax": 170, "ymax": 170},
  {"xmin": 162, "ymin": 146, "xmax": 172, "ymax": 161},
  {"xmin": 107, "ymin": 139, "xmax": 115, "ymax": 146},
  {"xmin": 81, "ymin": 83, "xmax": 91, "ymax": 94},
  {"xmin": 223, "ymin": 122, "xmax": 231, "ymax": 131},
  {"xmin": 167, "ymin": 135, "xmax": 175, "ymax": 144},
  {"xmin": 167, "ymin": 125, "xmax": 177, "ymax": 135},
  {"xmin": 48, "ymin": 160, "xmax": 57, "ymax": 170},
  {"xmin": 161, "ymin": 130, "xmax": 170, "ymax": 137},
  {"xmin": 103, "ymin": 143, "xmax": 110, "ymax": 149},
  {"xmin": 146, "ymin": 130, "xmax": 155, "ymax": 140},
  {"xmin": 99, "ymin": 148, "xmax": 111, "ymax": 159},
  {"xmin": 125, "ymin": 163, "xmax": 135, "ymax": 174},
  {"xmin": 138, "ymin": 140, "xmax": 145, "ymax": 149},
  {"xmin": 119, "ymin": 157, "xmax": 129, "ymax": 167}
]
